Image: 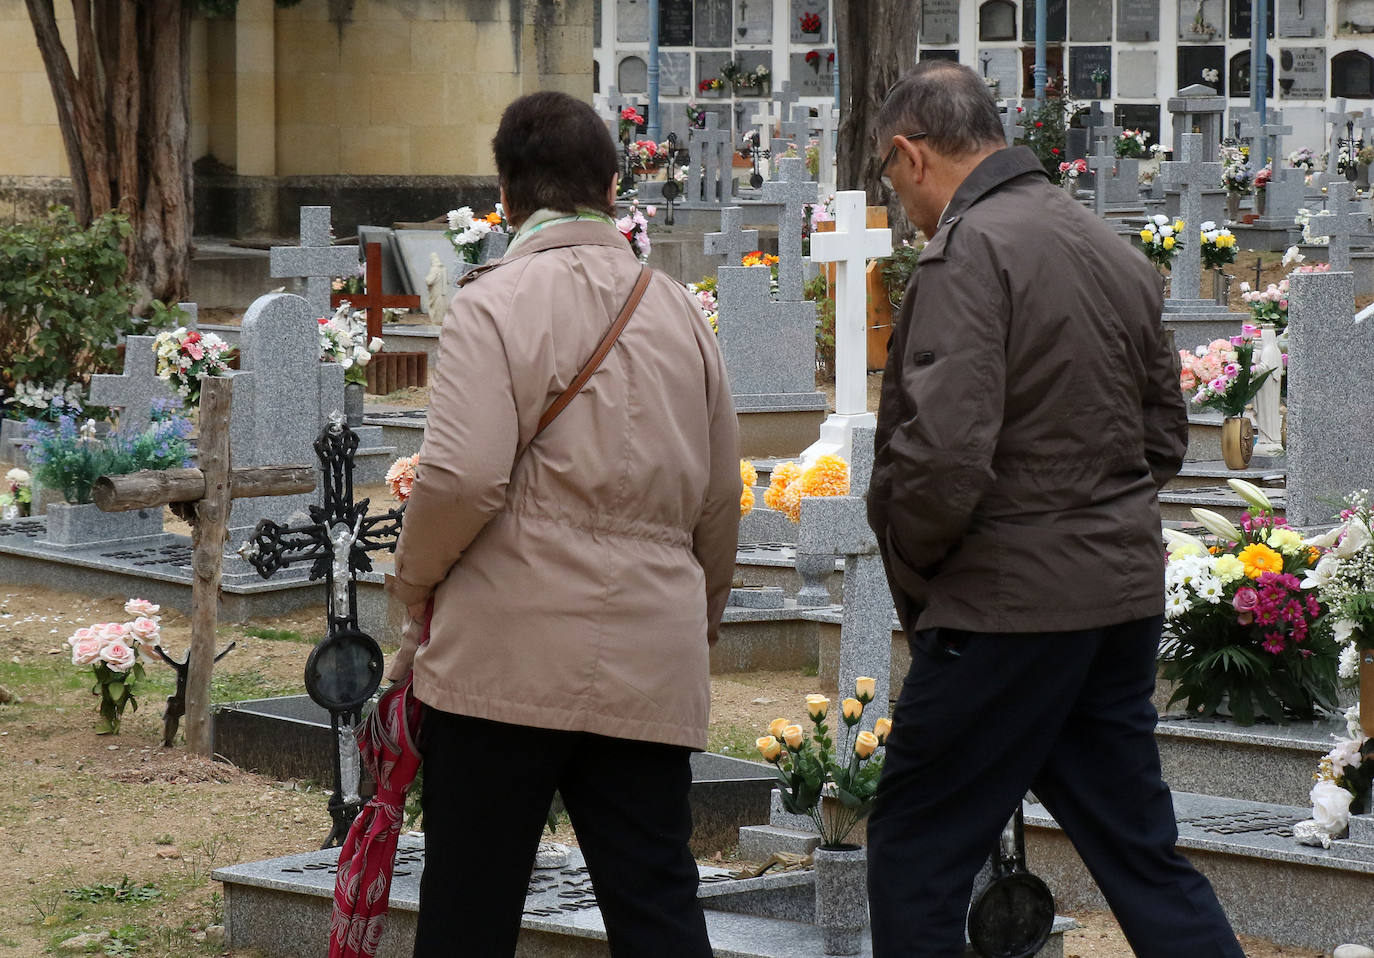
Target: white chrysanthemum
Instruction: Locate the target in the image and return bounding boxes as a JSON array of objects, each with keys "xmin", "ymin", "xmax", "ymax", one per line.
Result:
[{"xmin": 1339, "ymin": 643, "xmax": 1361, "ymax": 680}]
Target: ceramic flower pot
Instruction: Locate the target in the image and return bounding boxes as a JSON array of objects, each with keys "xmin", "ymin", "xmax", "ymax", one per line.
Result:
[
  {"xmin": 813, "ymin": 844, "xmax": 867, "ymax": 956},
  {"xmin": 344, "ymin": 381, "xmax": 365, "ymax": 427},
  {"xmin": 1221, "ymin": 416, "xmax": 1254, "ymax": 470}
]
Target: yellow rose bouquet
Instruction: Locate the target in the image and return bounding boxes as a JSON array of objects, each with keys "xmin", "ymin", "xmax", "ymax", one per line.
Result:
[
  {"xmin": 1160, "ymin": 479, "xmax": 1339, "ymax": 724},
  {"xmin": 755, "ymin": 678, "xmax": 889, "ymax": 849}
]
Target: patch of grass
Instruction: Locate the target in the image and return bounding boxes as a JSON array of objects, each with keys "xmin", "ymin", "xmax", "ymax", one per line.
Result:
[
  {"xmin": 65, "ymin": 878, "xmax": 161, "ymax": 905},
  {"xmin": 240, "ymin": 626, "xmax": 312, "ymax": 644},
  {"xmin": 707, "ymin": 723, "xmax": 762, "ymax": 758},
  {"xmin": 210, "ymin": 670, "xmax": 300, "ymax": 702},
  {"xmin": 801, "ymin": 662, "xmax": 819, "ymax": 677}
]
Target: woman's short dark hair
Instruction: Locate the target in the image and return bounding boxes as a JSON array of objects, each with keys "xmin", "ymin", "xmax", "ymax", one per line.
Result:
[
  {"xmin": 878, "ymin": 61, "xmax": 1006, "ymax": 158},
  {"xmin": 492, "ymin": 92, "xmax": 619, "ymax": 224}
]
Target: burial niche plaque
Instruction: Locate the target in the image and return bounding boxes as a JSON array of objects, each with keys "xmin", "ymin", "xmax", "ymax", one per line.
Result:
[
  {"xmin": 924, "ymin": 0, "xmax": 960, "ymax": 44},
  {"xmin": 736, "ymin": 0, "xmax": 771, "ymax": 42},
  {"xmin": 1070, "ymin": 0, "xmax": 1112, "ymax": 42},
  {"xmin": 617, "ymin": 0, "xmax": 649, "ymax": 43},
  {"xmin": 661, "ymin": 0, "xmax": 693, "ymax": 45},
  {"xmin": 1023, "ymin": 0, "xmax": 1067, "ymax": 42},
  {"xmin": 1280, "ymin": 0, "xmax": 1324, "ymax": 38},
  {"xmin": 618, "ymin": 55, "xmax": 648, "ymax": 94},
  {"xmin": 660, "ymin": 51, "xmax": 692, "ymax": 96},
  {"xmin": 1229, "ymin": 0, "xmax": 1274, "ymax": 39},
  {"xmin": 980, "ymin": 0, "xmax": 1017, "ymax": 40},
  {"xmin": 1118, "ymin": 50, "xmax": 1158, "ymax": 98},
  {"xmin": 695, "ymin": 0, "xmax": 732, "ymax": 47},
  {"xmin": 1333, "ymin": 50, "xmax": 1374, "ymax": 100},
  {"xmin": 790, "ymin": 50, "xmax": 835, "ymax": 96},
  {"xmin": 1280, "ymin": 47, "xmax": 1326, "ymax": 100},
  {"xmin": 1117, "ymin": 0, "xmax": 1159, "ymax": 41},
  {"xmin": 1178, "ymin": 0, "xmax": 1222, "ymax": 42},
  {"xmin": 1070, "ymin": 46, "xmax": 1112, "ymax": 98},
  {"xmin": 791, "ymin": 0, "xmax": 828, "ymax": 43},
  {"xmin": 1177, "ymin": 45, "xmax": 1226, "ymax": 95}
]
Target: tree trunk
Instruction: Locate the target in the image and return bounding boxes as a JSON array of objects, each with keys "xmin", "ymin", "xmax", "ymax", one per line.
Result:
[
  {"xmin": 23, "ymin": 0, "xmax": 192, "ymax": 308},
  {"xmin": 834, "ymin": 0, "xmax": 920, "ymax": 241}
]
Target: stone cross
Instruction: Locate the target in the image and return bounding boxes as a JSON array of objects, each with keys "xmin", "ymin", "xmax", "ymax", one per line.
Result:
[
  {"xmin": 1357, "ymin": 109, "xmax": 1374, "ymax": 151},
  {"xmin": 810, "ymin": 106, "xmax": 840, "ymax": 192},
  {"xmin": 1084, "ymin": 101, "xmax": 1122, "ymax": 150},
  {"xmin": 603, "ymin": 85, "xmax": 639, "ymax": 138},
  {"xmin": 1160, "ymin": 133, "xmax": 1223, "ymax": 311},
  {"xmin": 1308, "ymin": 182, "xmax": 1370, "ymax": 272},
  {"xmin": 795, "ymin": 427, "xmax": 894, "ymax": 717},
  {"xmin": 92, "ymin": 375, "xmax": 314, "ymax": 757},
  {"xmin": 780, "ymin": 105, "xmax": 811, "ymax": 154},
  {"xmin": 1285, "ymin": 270, "xmax": 1369, "ymax": 527},
  {"xmin": 760, "ymin": 156, "xmax": 817, "ymax": 303},
  {"xmin": 770, "ymin": 81, "xmax": 800, "ymax": 142},
  {"xmin": 1001, "ymin": 104, "xmax": 1025, "ymax": 147},
  {"xmin": 89, "ymin": 336, "xmax": 181, "ymax": 434},
  {"xmin": 805, "ymin": 191, "xmax": 892, "ymax": 462},
  {"xmin": 686, "ymin": 112, "xmax": 733, "ymax": 206},
  {"xmin": 1260, "ymin": 113, "xmax": 1293, "ymax": 172},
  {"xmin": 704, "ymin": 207, "xmax": 759, "ymax": 265},
  {"xmin": 1327, "ymin": 98, "xmax": 1352, "ymax": 170},
  {"xmin": 1087, "ymin": 139, "xmax": 1116, "ymax": 219},
  {"xmin": 269, "ymin": 206, "xmax": 359, "ymax": 319}
]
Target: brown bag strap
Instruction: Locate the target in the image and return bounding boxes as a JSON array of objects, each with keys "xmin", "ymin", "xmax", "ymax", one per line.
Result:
[{"xmin": 534, "ymin": 264, "xmax": 652, "ymax": 438}]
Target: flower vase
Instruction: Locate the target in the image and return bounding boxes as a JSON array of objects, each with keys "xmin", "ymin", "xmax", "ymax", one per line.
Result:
[
  {"xmin": 1226, "ymin": 192, "xmax": 1240, "ymax": 221},
  {"xmin": 794, "ymin": 551, "xmax": 834, "ymax": 607},
  {"xmin": 1347, "ymin": 163, "xmax": 1359, "ymax": 183},
  {"xmin": 344, "ymin": 382, "xmax": 365, "ymax": 427},
  {"xmin": 1255, "ymin": 187, "xmax": 1267, "ymax": 216},
  {"xmin": 1359, "ymin": 163, "xmax": 1371, "ymax": 192},
  {"xmin": 1221, "ymin": 416, "xmax": 1254, "ymax": 470},
  {"xmin": 813, "ymin": 845, "xmax": 867, "ymax": 956},
  {"xmin": 1094, "ymin": 81, "xmax": 1105, "ymax": 98}
]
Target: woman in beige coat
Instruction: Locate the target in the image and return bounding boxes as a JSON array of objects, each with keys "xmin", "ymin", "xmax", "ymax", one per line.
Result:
[{"xmin": 386, "ymin": 91, "xmax": 740, "ymax": 957}]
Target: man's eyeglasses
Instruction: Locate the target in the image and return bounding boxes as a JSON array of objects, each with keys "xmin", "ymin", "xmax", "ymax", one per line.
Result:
[{"xmin": 879, "ymin": 132, "xmax": 928, "ymax": 189}]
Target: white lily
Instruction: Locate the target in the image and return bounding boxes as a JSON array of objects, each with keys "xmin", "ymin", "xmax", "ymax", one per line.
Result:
[
  {"xmin": 1304, "ymin": 524, "xmax": 1345, "ymax": 550},
  {"xmin": 1227, "ymin": 478, "xmax": 1273, "ymax": 515},
  {"xmin": 1191, "ymin": 508, "xmax": 1244, "ymax": 543},
  {"xmin": 1335, "ymin": 520, "xmax": 1371, "ymax": 560},
  {"xmin": 1163, "ymin": 528, "xmax": 1209, "ymax": 557},
  {"xmin": 1282, "ymin": 245, "xmax": 1306, "ymax": 267}
]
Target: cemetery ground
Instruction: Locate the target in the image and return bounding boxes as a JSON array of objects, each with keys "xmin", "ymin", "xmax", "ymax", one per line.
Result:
[{"xmin": 0, "ymin": 570, "xmax": 1319, "ymax": 958}]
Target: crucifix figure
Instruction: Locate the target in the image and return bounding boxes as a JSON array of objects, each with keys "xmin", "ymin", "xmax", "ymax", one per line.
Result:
[
  {"xmin": 239, "ymin": 417, "xmax": 405, "ymax": 847},
  {"xmin": 270, "ymin": 206, "xmax": 359, "ymax": 319},
  {"xmin": 804, "ymin": 191, "xmax": 892, "ymax": 462},
  {"xmin": 1308, "ymin": 182, "xmax": 1371, "ymax": 272},
  {"xmin": 1160, "ymin": 133, "xmax": 1224, "ymax": 311},
  {"xmin": 332, "ymin": 241, "xmax": 422, "ymax": 341},
  {"xmin": 704, "ymin": 207, "xmax": 759, "ymax": 266},
  {"xmin": 92, "ymin": 376, "xmax": 316, "ymax": 756}
]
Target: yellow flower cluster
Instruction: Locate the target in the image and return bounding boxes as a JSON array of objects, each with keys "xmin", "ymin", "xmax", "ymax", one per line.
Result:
[
  {"xmin": 763, "ymin": 456, "xmax": 850, "ymax": 523},
  {"xmin": 757, "ymin": 677, "xmax": 891, "ymax": 765},
  {"xmin": 1202, "ymin": 231, "xmax": 1237, "ymax": 249},
  {"xmin": 1267, "ymin": 527, "xmax": 1305, "ymax": 556},
  {"xmin": 741, "ymin": 251, "xmax": 780, "ymax": 267},
  {"xmin": 740, "ymin": 459, "xmax": 757, "ymax": 516}
]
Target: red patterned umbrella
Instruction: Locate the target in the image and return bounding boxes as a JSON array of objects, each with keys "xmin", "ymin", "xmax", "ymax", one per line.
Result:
[{"xmin": 328, "ymin": 613, "xmax": 427, "ymax": 958}]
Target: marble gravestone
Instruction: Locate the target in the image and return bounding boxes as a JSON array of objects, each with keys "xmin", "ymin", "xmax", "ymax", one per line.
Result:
[
  {"xmin": 89, "ymin": 336, "xmax": 183, "ymax": 434},
  {"xmin": 1279, "ymin": 0, "xmax": 1324, "ymax": 37},
  {"xmin": 659, "ymin": 51, "xmax": 692, "ymax": 97},
  {"xmin": 922, "ymin": 0, "xmax": 959, "ymax": 44},
  {"xmin": 1281, "ymin": 47, "xmax": 1327, "ymax": 100},
  {"xmin": 789, "ymin": 50, "xmax": 836, "ymax": 97},
  {"xmin": 1285, "ymin": 270, "xmax": 1371, "ymax": 527},
  {"xmin": 269, "ymin": 207, "xmax": 359, "ymax": 320},
  {"xmin": 790, "ymin": 0, "xmax": 827, "ymax": 43},
  {"xmin": 1117, "ymin": 50, "xmax": 1158, "ymax": 98},
  {"xmin": 659, "ymin": 0, "xmax": 693, "ymax": 45},
  {"xmin": 1070, "ymin": 0, "xmax": 1112, "ymax": 41},
  {"xmin": 616, "ymin": 0, "xmax": 648, "ymax": 42}
]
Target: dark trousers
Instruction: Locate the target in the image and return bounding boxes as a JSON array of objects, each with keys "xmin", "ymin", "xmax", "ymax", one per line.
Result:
[
  {"xmin": 413, "ymin": 709, "xmax": 712, "ymax": 958},
  {"xmin": 867, "ymin": 615, "xmax": 1245, "ymax": 958}
]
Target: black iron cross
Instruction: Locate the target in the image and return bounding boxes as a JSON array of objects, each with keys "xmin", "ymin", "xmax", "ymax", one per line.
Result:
[{"xmin": 238, "ymin": 416, "xmax": 405, "ymax": 846}]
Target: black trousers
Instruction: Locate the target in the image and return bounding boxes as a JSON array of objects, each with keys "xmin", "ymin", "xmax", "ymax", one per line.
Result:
[
  {"xmin": 413, "ymin": 709, "xmax": 712, "ymax": 958},
  {"xmin": 867, "ymin": 615, "xmax": 1245, "ymax": 958}
]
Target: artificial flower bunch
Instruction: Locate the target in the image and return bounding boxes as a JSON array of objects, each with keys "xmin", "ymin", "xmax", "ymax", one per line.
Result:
[
  {"xmin": 1139, "ymin": 214, "xmax": 1184, "ymax": 269},
  {"xmin": 697, "ymin": 76, "xmax": 724, "ymax": 93},
  {"xmin": 153, "ymin": 327, "xmax": 232, "ymax": 404},
  {"xmin": 68, "ymin": 598, "xmax": 163, "ymax": 734},
  {"xmin": 331, "ymin": 260, "xmax": 365, "ymax": 297},
  {"xmin": 385, "ymin": 453, "xmax": 419, "ymax": 503},
  {"xmin": 445, "ymin": 207, "xmax": 504, "ymax": 264},
  {"xmin": 798, "ymin": 11, "xmax": 822, "ymax": 33},
  {"xmin": 616, "ymin": 200, "xmax": 657, "ymax": 262},
  {"xmin": 0, "ymin": 467, "xmax": 31, "ymax": 518},
  {"xmin": 755, "ymin": 678, "xmax": 890, "ymax": 848},
  {"xmin": 720, "ymin": 61, "xmax": 770, "ymax": 89},
  {"xmin": 1220, "ymin": 144, "xmax": 1254, "ymax": 196},
  {"xmin": 739, "ymin": 460, "xmax": 757, "ymax": 516},
  {"xmin": 1057, "ymin": 158, "xmax": 1088, "ymax": 180},
  {"xmin": 4, "ymin": 380, "xmax": 84, "ymax": 422},
  {"xmin": 1115, "ymin": 128, "xmax": 1151, "ymax": 159},
  {"xmin": 1201, "ymin": 67, "xmax": 1221, "ymax": 85},
  {"xmin": 618, "ymin": 106, "xmax": 645, "ymax": 139},
  {"xmin": 1337, "ymin": 138, "xmax": 1364, "ymax": 175},
  {"xmin": 687, "ymin": 277, "xmax": 718, "ymax": 332},
  {"xmin": 1294, "ymin": 705, "xmax": 1374, "ymax": 847},
  {"xmin": 1179, "ymin": 326, "xmax": 1275, "ymax": 417},
  {"xmin": 1288, "ymin": 147, "xmax": 1317, "ymax": 172},
  {"xmin": 764, "ymin": 455, "xmax": 850, "ymax": 523},
  {"xmin": 803, "ymin": 50, "xmax": 834, "ymax": 71},
  {"xmin": 1240, "ymin": 278, "xmax": 1291, "ymax": 326},
  {"xmin": 318, "ymin": 304, "xmax": 385, "ymax": 386},
  {"xmin": 1254, "ymin": 166, "xmax": 1272, "ymax": 191},
  {"xmin": 1301, "ymin": 489, "xmax": 1374, "ymax": 681},
  {"xmin": 1161, "ymin": 480, "xmax": 1339, "ymax": 724},
  {"xmin": 685, "ymin": 102, "xmax": 708, "ymax": 128},
  {"xmin": 1198, "ymin": 221, "xmax": 1239, "ymax": 270},
  {"xmin": 628, "ymin": 139, "xmax": 670, "ymax": 171}
]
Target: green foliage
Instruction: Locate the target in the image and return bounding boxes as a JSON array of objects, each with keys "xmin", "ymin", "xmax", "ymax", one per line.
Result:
[
  {"xmin": 1018, "ymin": 90, "xmax": 1071, "ymax": 182},
  {"xmin": 881, "ymin": 242, "xmax": 924, "ymax": 308},
  {"xmin": 65, "ymin": 878, "xmax": 162, "ymax": 905},
  {"xmin": 0, "ymin": 206, "xmax": 143, "ymax": 391},
  {"xmin": 28, "ymin": 410, "xmax": 193, "ymax": 505},
  {"xmin": 241, "ymin": 626, "xmax": 310, "ymax": 644},
  {"xmin": 805, "ymin": 273, "xmax": 836, "ymax": 380},
  {"xmin": 92, "ymin": 661, "xmax": 147, "ymax": 735}
]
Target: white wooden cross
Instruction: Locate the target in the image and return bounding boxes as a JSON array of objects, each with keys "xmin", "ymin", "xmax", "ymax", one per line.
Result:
[
  {"xmin": 804, "ymin": 191, "xmax": 892, "ymax": 463},
  {"xmin": 1001, "ymin": 104, "xmax": 1025, "ymax": 147},
  {"xmin": 269, "ymin": 206, "xmax": 358, "ymax": 319},
  {"xmin": 810, "ymin": 105, "xmax": 840, "ymax": 194},
  {"xmin": 1309, "ymin": 182, "xmax": 1371, "ymax": 272}
]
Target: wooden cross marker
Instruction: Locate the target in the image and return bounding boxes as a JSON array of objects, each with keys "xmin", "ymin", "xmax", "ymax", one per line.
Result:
[
  {"xmin": 331, "ymin": 241, "xmax": 422, "ymax": 341},
  {"xmin": 92, "ymin": 376, "xmax": 315, "ymax": 756}
]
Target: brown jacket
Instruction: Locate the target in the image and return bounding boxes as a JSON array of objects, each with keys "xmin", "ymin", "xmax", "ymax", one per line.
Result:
[
  {"xmin": 869, "ymin": 147, "xmax": 1187, "ymax": 635},
  {"xmin": 386, "ymin": 219, "xmax": 740, "ymax": 750}
]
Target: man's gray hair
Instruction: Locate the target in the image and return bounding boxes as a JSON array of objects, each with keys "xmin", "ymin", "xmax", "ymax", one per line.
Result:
[{"xmin": 877, "ymin": 61, "xmax": 1007, "ymax": 158}]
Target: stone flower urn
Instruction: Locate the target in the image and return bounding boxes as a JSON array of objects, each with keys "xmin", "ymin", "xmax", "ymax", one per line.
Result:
[
  {"xmin": 813, "ymin": 844, "xmax": 867, "ymax": 956},
  {"xmin": 344, "ymin": 381, "xmax": 365, "ymax": 427},
  {"xmin": 1221, "ymin": 416, "xmax": 1255, "ymax": 470},
  {"xmin": 793, "ymin": 551, "xmax": 835, "ymax": 606}
]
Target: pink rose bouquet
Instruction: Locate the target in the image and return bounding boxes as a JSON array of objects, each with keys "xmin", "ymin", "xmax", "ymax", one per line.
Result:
[{"xmin": 68, "ymin": 597, "xmax": 162, "ymax": 734}]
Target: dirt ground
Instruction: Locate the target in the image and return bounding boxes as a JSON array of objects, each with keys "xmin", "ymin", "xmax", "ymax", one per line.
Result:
[{"xmin": 0, "ymin": 579, "xmax": 1334, "ymax": 957}]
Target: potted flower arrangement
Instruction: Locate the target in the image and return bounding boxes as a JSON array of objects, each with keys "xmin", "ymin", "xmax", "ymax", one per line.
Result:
[
  {"xmin": 1199, "ymin": 221, "xmax": 1238, "ymax": 296},
  {"xmin": 1057, "ymin": 157, "xmax": 1087, "ymax": 192},
  {"xmin": 1295, "ymin": 705, "xmax": 1374, "ymax": 846},
  {"xmin": 444, "ymin": 207, "xmax": 505, "ymax": 264},
  {"xmin": 1115, "ymin": 128, "xmax": 1151, "ymax": 159},
  {"xmin": 319, "ymin": 304, "xmax": 384, "ymax": 421},
  {"xmin": 1302, "ymin": 489, "xmax": 1374, "ymax": 681},
  {"xmin": 0, "ymin": 467, "xmax": 31, "ymax": 519},
  {"xmin": 765, "ymin": 455, "xmax": 849, "ymax": 603},
  {"xmin": 697, "ymin": 76, "xmax": 724, "ymax": 96},
  {"xmin": 1178, "ymin": 326, "xmax": 1276, "ymax": 468},
  {"xmin": 1220, "ymin": 144, "xmax": 1253, "ymax": 220},
  {"xmin": 719, "ymin": 61, "xmax": 770, "ymax": 95},
  {"xmin": 615, "ymin": 200, "xmax": 657, "ymax": 263},
  {"xmin": 66, "ymin": 598, "xmax": 163, "ymax": 734},
  {"xmin": 1139, "ymin": 214, "xmax": 1184, "ymax": 272},
  {"xmin": 617, "ymin": 105, "xmax": 645, "ymax": 142},
  {"xmin": 1253, "ymin": 165, "xmax": 1272, "ymax": 216},
  {"xmin": 1161, "ymin": 480, "xmax": 1340, "ymax": 723},
  {"xmin": 756, "ymin": 680, "xmax": 889, "ymax": 955},
  {"xmin": 628, "ymin": 139, "xmax": 670, "ymax": 173},
  {"xmin": 1239, "ymin": 259, "xmax": 1330, "ymax": 329},
  {"xmin": 798, "ymin": 10, "xmax": 822, "ymax": 35},
  {"xmin": 1288, "ymin": 147, "xmax": 1317, "ymax": 176},
  {"xmin": 1090, "ymin": 67, "xmax": 1109, "ymax": 98},
  {"xmin": 1358, "ymin": 145, "xmax": 1374, "ymax": 190},
  {"xmin": 152, "ymin": 327, "xmax": 232, "ymax": 405},
  {"xmin": 685, "ymin": 102, "xmax": 708, "ymax": 128}
]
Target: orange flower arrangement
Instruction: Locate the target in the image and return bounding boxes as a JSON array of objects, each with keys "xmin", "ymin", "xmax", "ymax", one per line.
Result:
[
  {"xmin": 740, "ymin": 459, "xmax": 758, "ymax": 516},
  {"xmin": 764, "ymin": 456, "xmax": 850, "ymax": 522},
  {"xmin": 385, "ymin": 453, "xmax": 420, "ymax": 503},
  {"xmin": 741, "ymin": 251, "xmax": 780, "ymax": 268}
]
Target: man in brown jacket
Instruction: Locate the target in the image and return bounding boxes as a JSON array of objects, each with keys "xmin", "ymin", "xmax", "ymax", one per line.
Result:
[{"xmin": 865, "ymin": 62, "xmax": 1244, "ymax": 957}]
